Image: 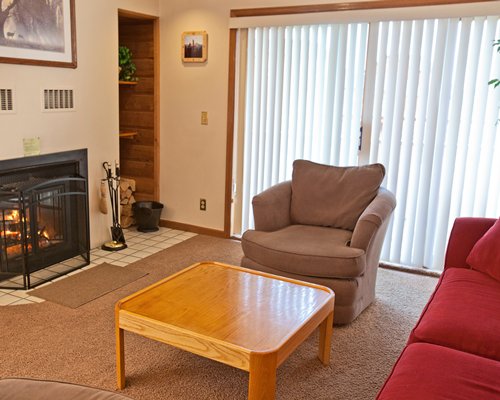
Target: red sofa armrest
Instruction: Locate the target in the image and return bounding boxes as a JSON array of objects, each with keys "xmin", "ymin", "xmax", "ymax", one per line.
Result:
[{"xmin": 444, "ymin": 217, "xmax": 496, "ymax": 270}]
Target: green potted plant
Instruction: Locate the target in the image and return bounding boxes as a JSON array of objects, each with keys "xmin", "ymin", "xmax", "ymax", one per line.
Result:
[{"xmin": 118, "ymin": 46, "xmax": 138, "ymax": 82}]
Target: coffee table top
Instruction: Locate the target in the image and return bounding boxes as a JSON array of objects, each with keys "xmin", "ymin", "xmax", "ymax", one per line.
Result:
[{"xmin": 117, "ymin": 262, "xmax": 334, "ymax": 353}]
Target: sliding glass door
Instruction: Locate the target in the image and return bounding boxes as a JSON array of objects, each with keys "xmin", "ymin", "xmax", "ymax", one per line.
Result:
[{"xmin": 233, "ymin": 15, "xmax": 500, "ymax": 270}]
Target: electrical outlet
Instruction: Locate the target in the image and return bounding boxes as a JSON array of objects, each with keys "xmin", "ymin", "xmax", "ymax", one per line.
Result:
[
  {"xmin": 201, "ymin": 111, "xmax": 208, "ymax": 125},
  {"xmin": 200, "ymin": 198, "xmax": 207, "ymax": 211}
]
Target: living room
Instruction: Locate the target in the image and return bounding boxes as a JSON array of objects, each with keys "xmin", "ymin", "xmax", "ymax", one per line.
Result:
[{"xmin": 1, "ymin": 0, "xmax": 499, "ymax": 399}]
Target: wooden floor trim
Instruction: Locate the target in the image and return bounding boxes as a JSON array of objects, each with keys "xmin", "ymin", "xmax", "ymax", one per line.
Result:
[
  {"xmin": 230, "ymin": 0, "xmax": 496, "ymax": 17},
  {"xmin": 379, "ymin": 262, "xmax": 442, "ymax": 278},
  {"xmin": 159, "ymin": 219, "xmax": 227, "ymax": 238}
]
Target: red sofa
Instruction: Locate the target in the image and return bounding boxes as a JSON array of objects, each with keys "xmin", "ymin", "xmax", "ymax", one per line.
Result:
[{"xmin": 377, "ymin": 217, "xmax": 500, "ymax": 399}]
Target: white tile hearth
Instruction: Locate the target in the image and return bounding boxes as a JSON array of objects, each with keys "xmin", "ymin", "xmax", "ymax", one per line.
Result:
[{"xmin": 0, "ymin": 227, "xmax": 196, "ymax": 307}]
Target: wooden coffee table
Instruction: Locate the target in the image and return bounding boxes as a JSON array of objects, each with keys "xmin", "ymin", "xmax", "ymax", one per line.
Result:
[{"xmin": 115, "ymin": 261, "xmax": 335, "ymax": 399}]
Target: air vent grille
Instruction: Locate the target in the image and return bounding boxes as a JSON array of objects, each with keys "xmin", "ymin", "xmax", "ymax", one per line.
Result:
[
  {"xmin": 43, "ymin": 89, "xmax": 75, "ymax": 111},
  {"xmin": 0, "ymin": 89, "xmax": 14, "ymax": 112}
]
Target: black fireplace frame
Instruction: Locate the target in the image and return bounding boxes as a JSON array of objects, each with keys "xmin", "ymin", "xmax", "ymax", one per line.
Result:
[{"xmin": 0, "ymin": 149, "xmax": 91, "ymax": 290}]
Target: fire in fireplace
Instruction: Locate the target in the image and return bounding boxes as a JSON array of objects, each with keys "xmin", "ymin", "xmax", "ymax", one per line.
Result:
[{"xmin": 0, "ymin": 149, "xmax": 90, "ymax": 289}]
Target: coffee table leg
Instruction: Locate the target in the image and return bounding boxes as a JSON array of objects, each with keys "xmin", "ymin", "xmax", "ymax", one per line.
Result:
[
  {"xmin": 248, "ymin": 352, "xmax": 277, "ymax": 400},
  {"xmin": 318, "ymin": 310, "xmax": 334, "ymax": 365},
  {"xmin": 116, "ymin": 326, "xmax": 125, "ymax": 389}
]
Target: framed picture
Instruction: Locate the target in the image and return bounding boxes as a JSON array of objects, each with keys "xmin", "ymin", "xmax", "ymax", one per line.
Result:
[
  {"xmin": 182, "ymin": 31, "xmax": 207, "ymax": 63},
  {"xmin": 0, "ymin": 0, "xmax": 77, "ymax": 68}
]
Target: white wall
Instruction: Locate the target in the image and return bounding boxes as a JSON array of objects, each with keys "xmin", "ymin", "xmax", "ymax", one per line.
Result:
[{"xmin": 0, "ymin": 0, "xmax": 159, "ymax": 248}]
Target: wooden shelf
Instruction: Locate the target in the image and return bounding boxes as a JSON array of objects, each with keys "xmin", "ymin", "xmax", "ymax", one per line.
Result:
[
  {"xmin": 119, "ymin": 80, "xmax": 138, "ymax": 86},
  {"xmin": 119, "ymin": 131, "xmax": 138, "ymax": 139}
]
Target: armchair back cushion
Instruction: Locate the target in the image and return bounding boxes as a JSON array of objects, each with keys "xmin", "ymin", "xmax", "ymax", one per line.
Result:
[{"xmin": 290, "ymin": 160, "xmax": 386, "ymax": 230}]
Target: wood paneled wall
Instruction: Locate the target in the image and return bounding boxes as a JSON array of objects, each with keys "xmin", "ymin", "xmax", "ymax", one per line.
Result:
[{"xmin": 119, "ymin": 17, "xmax": 157, "ymax": 202}]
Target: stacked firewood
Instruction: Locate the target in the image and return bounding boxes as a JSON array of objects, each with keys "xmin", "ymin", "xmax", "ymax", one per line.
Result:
[{"xmin": 120, "ymin": 178, "xmax": 136, "ymax": 228}]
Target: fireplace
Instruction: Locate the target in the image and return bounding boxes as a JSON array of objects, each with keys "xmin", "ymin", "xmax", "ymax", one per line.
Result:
[{"xmin": 0, "ymin": 149, "xmax": 90, "ymax": 289}]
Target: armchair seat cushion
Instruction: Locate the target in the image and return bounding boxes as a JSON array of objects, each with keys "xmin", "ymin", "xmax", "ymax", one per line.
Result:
[{"xmin": 242, "ymin": 225, "xmax": 366, "ymax": 279}]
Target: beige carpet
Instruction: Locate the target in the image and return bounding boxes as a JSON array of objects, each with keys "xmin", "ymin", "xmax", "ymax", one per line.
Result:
[
  {"xmin": 0, "ymin": 235, "xmax": 438, "ymax": 399},
  {"xmin": 29, "ymin": 263, "xmax": 148, "ymax": 308}
]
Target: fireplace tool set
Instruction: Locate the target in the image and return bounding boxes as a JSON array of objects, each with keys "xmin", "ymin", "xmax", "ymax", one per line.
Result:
[{"xmin": 102, "ymin": 161, "xmax": 127, "ymax": 251}]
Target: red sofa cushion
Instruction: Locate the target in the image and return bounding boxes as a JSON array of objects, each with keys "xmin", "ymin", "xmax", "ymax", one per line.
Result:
[
  {"xmin": 409, "ymin": 267, "xmax": 500, "ymax": 361},
  {"xmin": 377, "ymin": 343, "xmax": 500, "ymax": 399},
  {"xmin": 466, "ymin": 218, "xmax": 500, "ymax": 282}
]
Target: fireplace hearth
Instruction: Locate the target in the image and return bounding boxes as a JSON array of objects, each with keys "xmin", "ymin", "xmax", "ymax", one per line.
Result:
[{"xmin": 0, "ymin": 150, "xmax": 90, "ymax": 289}]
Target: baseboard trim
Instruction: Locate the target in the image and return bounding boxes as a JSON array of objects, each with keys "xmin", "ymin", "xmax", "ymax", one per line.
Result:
[
  {"xmin": 379, "ymin": 262, "xmax": 442, "ymax": 278},
  {"xmin": 159, "ymin": 219, "xmax": 228, "ymax": 238}
]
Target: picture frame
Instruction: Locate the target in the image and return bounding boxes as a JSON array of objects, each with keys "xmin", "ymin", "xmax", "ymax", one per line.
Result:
[
  {"xmin": 181, "ymin": 31, "xmax": 207, "ymax": 63},
  {"xmin": 0, "ymin": 0, "xmax": 77, "ymax": 68}
]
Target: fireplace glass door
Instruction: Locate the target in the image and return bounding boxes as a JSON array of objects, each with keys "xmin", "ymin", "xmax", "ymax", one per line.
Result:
[{"xmin": 0, "ymin": 151, "xmax": 90, "ymax": 289}]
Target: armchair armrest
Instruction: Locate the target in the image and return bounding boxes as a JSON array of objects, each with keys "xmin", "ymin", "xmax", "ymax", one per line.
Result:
[
  {"xmin": 350, "ymin": 187, "xmax": 396, "ymax": 251},
  {"xmin": 252, "ymin": 181, "xmax": 292, "ymax": 232},
  {"xmin": 444, "ymin": 217, "xmax": 496, "ymax": 270}
]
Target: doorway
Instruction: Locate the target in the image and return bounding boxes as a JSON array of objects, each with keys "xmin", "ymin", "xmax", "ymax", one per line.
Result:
[{"xmin": 118, "ymin": 10, "xmax": 159, "ymax": 202}]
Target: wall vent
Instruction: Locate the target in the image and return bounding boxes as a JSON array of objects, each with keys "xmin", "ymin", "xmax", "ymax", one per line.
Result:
[
  {"xmin": 0, "ymin": 88, "xmax": 14, "ymax": 113},
  {"xmin": 42, "ymin": 89, "xmax": 75, "ymax": 112}
]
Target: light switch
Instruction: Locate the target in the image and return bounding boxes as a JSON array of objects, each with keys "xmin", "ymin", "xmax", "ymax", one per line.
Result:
[{"xmin": 201, "ymin": 111, "xmax": 208, "ymax": 125}]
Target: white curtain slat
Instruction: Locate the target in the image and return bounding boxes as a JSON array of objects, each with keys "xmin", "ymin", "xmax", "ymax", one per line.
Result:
[
  {"xmin": 379, "ymin": 22, "xmax": 402, "ymax": 170},
  {"xmin": 433, "ymin": 18, "xmax": 472, "ymax": 268},
  {"xmin": 377, "ymin": 22, "xmax": 401, "ymax": 259},
  {"xmin": 295, "ymin": 27, "xmax": 310, "ymax": 161},
  {"xmin": 278, "ymin": 27, "xmax": 293, "ymax": 183},
  {"xmin": 460, "ymin": 19, "xmax": 487, "ymax": 216},
  {"xmin": 286, "ymin": 27, "xmax": 300, "ymax": 178},
  {"xmin": 340, "ymin": 25, "xmax": 356, "ymax": 165},
  {"xmin": 448, "ymin": 20, "xmax": 483, "ymax": 223},
  {"xmin": 271, "ymin": 27, "xmax": 285, "ymax": 184},
  {"xmin": 390, "ymin": 20, "xmax": 424, "ymax": 262},
  {"xmin": 384, "ymin": 21, "xmax": 412, "ymax": 261},
  {"xmin": 263, "ymin": 28, "xmax": 277, "ymax": 190},
  {"xmin": 311, "ymin": 26, "xmax": 327, "ymax": 161},
  {"xmin": 369, "ymin": 22, "xmax": 389, "ymax": 164},
  {"xmin": 413, "ymin": 20, "xmax": 448, "ymax": 267},
  {"xmin": 423, "ymin": 19, "xmax": 459, "ymax": 268},
  {"xmin": 359, "ymin": 23, "xmax": 378, "ymax": 164},
  {"xmin": 303, "ymin": 26, "xmax": 318, "ymax": 161},
  {"xmin": 351, "ymin": 24, "xmax": 368, "ymax": 163},
  {"xmin": 320, "ymin": 25, "xmax": 339, "ymax": 163},
  {"xmin": 331, "ymin": 25, "xmax": 348, "ymax": 165},
  {"xmin": 401, "ymin": 20, "xmax": 434, "ymax": 266},
  {"xmin": 256, "ymin": 28, "xmax": 269, "ymax": 193}
]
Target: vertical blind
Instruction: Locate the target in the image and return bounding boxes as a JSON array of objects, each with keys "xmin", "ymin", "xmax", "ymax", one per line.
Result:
[
  {"xmin": 241, "ymin": 24, "xmax": 369, "ymax": 231},
  {"xmin": 237, "ymin": 16, "xmax": 500, "ymax": 270},
  {"xmin": 365, "ymin": 16, "xmax": 500, "ymax": 269}
]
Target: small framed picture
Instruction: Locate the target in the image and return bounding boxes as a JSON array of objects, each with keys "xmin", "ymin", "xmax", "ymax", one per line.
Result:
[{"xmin": 182, "ymin": 31, "xmax": 207, "ymax": 63}]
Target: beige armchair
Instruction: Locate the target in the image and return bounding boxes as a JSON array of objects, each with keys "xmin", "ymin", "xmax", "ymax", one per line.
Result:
[{"xmin": 241, "ymin": 160, "xmax": 396, "ymax": 325}]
